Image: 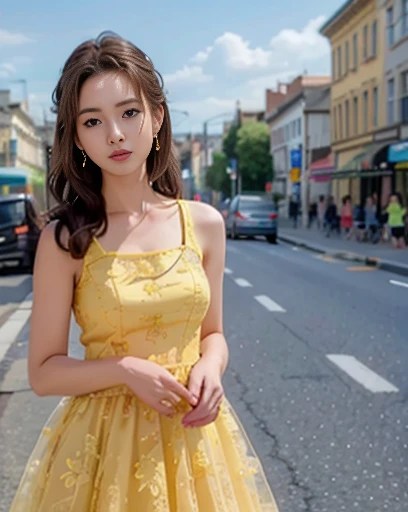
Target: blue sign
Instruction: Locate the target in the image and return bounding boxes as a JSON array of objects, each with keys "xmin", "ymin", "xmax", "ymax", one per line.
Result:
[
  {"xmin": 292, "ymin": 182, "xmax": 301, "ymax": 197},
  {"xmin": 229, "ymin": 158, "xmax": 237, "ymax": 171},
  {"xmin": 290, "ymin": 149, "xmax": 302, "ymax": 169},
  {"xmin": 388, "ymin": 141, "xmax": 408, "ymax": 163}
]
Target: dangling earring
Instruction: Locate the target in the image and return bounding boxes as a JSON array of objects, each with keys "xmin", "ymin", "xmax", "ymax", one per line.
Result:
[
  {"xmin": 155, "ymin": 134, "xmax": 160, "ymax": 151},
  {"xmin": 149, "ymin": 180, "xmax": 153, "ymax": 187},
  {"xmin": 82, "ymin": 150, "xmax": 87, "ymax": 168}
]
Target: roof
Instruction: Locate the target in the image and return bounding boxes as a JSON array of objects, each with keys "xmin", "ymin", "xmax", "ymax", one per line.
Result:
[
  {"xmin": 264, "ymin": 91, "xmax": 304, "ymax": 123},
  {"xmin": 304, "ymin": 86, "xmax": 331, "ymax": 112},
  {"xmin": 320, "ymin": 0, "xmax": 358, "ymax": 35}
]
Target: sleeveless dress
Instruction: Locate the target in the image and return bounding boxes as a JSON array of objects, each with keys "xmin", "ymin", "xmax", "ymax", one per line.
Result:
[{"xmin": 10, "ymin": 200, "xmax": 279, "ymax": 512}]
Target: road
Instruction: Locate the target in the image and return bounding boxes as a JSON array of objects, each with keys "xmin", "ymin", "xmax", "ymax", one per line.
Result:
[{"xmin": 0, "ymin": 239, "xmax": 407, "ymax": 511}]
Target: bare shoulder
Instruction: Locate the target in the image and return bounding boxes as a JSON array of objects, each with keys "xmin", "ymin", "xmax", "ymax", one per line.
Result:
[
  {"xmin": 184, "ymin": 201, "xmax": 225, "ymax": 257},
  {"xmin": 185, "ymin": 200, "xmax": 224, "ymax": 231},
  {"xmin": 36, "ymin": 220, "xmax": 77, "ymax": 275}
]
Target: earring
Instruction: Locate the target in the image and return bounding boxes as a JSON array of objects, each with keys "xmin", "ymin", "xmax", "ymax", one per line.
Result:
[
  {"xmin": 82, "ymin": 150, "xmax": 87, "ymax": 168},
  {"xmin": 155, "ymin": 134, "xmax": 160, "ymax": 151},
  {"xmin": 149, "ymin": 180, "xmax": 153, "ymax": 187}
]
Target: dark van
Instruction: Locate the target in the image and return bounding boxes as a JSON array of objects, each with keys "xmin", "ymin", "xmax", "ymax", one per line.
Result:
[{"xmin": 0, "ymin": 194, "xmax": 42, "ymax": 271}]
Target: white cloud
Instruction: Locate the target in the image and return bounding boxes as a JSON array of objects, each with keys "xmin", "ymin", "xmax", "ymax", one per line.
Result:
[
  {"xmin": 0, "ymin": 29, "xmax": 34, "ymax": 45},
  {"xmin": 214, "ymin": 32, "xmax": 271, "ymax": 70},
  {"xmin": 190, "ymin": 46, "xmax": 213, "ymax": 64},
  {"xmin": 164, "ymin": 65, "xmax": 213, "ymax": 85},
  {"xmin": 1, "ymin": 62, "xmax": 16, "ymax": 74},
  {"xmin": 270, "ymin": 16, "xmax": 330, "ymax": 60}
]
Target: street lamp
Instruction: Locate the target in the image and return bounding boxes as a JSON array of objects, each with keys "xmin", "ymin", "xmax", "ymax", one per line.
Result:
[{"xmin": 170, "ymin": 109, "xmax": 193, "ymax": 199}]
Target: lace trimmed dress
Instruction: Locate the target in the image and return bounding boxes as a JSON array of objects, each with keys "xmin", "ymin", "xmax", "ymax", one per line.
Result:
[{"xmin": 10, "ymin": 200, "xmax": 279, "ymax": 511}]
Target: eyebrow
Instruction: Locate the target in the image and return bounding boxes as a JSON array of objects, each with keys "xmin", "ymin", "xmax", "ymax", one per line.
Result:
[{"xmin": 78, "ymin": 98, "xmax": 140, "ymax": 116}]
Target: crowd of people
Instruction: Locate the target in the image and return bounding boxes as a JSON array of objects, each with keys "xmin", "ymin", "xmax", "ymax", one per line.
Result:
[{"xmin": 309, "ymin": 192, "xmax": 407, "ymax": 249}]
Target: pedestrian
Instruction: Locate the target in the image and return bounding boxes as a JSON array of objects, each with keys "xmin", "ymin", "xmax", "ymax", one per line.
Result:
[
  {"xmin": 324, "ymin": 196, "xmax": 339, "ymax": 237},
  {"xmin": 317, "ymin": 194, "xmax": 326, "ymax": 230},
  {"xmin": 365, "ymin": 196, "xmax": 380, "ymax": 243},
  {"xmin": 386, "ymin": 192, "xmax": 406, "ymax": 249},
  {"xmin": 10, "ymin": 32, "xmax": 279, "ymax": 511},
  {"xmin": 340, "ymin": 195, "xmax": 353, "ymax": 239},
  {"xmin": 289, "ymin": 194, "xmax": 299, "ymax": 228}
]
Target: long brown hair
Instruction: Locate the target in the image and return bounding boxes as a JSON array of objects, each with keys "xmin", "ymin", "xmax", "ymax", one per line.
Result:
[{"xmin": 49, "ymin": 31, "xmax": 182, "ymax": 258}]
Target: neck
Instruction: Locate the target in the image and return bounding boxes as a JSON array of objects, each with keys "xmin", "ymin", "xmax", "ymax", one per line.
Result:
[{"xmin": 101, "ymin": 167, "xmax": 156, "ymax": 214}]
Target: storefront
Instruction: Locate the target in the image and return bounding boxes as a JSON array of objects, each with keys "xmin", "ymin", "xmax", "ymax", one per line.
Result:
[{"xmin": 388, "ymin": 141, "xmax": 408, "ymax": 205}]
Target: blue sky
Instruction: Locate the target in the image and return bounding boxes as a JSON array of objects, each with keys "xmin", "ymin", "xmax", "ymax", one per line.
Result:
[{"xmin": 0, "ymin": 0, "xmax": 342, "ymax": 134}]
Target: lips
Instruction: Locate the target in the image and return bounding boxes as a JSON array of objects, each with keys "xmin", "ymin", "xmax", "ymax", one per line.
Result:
[{"xmin": 109, "ymin": 149, "xmax": 132, "ymax": 158}]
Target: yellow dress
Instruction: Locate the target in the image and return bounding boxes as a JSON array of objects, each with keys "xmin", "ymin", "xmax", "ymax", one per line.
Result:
[{"xmin": 11, "ymin": 200, "xmax": 279, "ymax": 512}]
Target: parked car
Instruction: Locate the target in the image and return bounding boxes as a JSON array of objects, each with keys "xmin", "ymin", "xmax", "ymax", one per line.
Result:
[
  {"xmin": 0, "ymin": 194, "xmax": 42, "ymax": 271},
  {"xmin": 225, "ymin": 194, "xmax": 278, "ymax": 244}
]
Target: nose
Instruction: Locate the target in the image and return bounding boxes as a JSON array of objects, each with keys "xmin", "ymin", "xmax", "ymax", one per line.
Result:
[{"xmin": 107, "ymin": 122, "xmax": 125, "ymax": 145}]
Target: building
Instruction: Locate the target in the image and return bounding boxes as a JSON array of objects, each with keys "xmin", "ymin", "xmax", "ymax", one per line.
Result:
[
  {"xmin": 320, "ymin": 0, "xmax": 399, "ymax": 209},
  {"xmin": 382, "ymin": 0, "xmax": 408, "ymax": 204},
  {"xmin": 265, "ymin": 75, "xmax": 331, "ymax": 216}
]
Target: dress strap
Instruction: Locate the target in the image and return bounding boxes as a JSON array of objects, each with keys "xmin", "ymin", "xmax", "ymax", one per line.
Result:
[{"xmin": 178, "ymin": 200, "xmax": 202, "ymax": 259}]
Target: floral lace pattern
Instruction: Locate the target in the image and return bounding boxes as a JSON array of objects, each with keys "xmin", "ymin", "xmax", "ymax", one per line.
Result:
[{"xmin": 10, "ymin": 200, "xmax": 279, "ymax": 512}]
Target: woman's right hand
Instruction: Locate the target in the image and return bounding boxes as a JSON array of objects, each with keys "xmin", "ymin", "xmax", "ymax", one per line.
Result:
[{"xmin": 118, "ymin": 356, "xmax": 198, "ymax": 417}]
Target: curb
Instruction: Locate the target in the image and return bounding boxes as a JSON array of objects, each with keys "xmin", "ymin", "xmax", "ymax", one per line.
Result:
[{"xmin": 278, "ymin": 234, "xmax": 408, "ymax": 278}]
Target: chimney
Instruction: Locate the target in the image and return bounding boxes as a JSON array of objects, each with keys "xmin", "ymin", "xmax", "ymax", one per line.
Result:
[{"xmin": 0, "ymin": 90, "xmax": 11, "ymax": 109}]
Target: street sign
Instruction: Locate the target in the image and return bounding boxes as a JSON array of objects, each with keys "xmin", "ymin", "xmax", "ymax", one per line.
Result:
[
  {"xmin": 290, "ymin": 149, "xmax": 302, "ymax": 169},
  {"xmin": 290, "ymin": 167, "xmax": 300, "ymax": 183}
]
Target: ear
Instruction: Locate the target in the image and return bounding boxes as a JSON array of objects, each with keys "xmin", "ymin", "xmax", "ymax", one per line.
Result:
[
  {"xmin": 74, "ymin": 135, "xmax": 84, "ymax": 151},
  {"xmin": 152, "ymin": 104, "xmax": 164, "ymax": 135}
]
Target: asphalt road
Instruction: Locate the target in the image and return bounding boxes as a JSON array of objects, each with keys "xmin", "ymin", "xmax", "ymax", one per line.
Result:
[{"xmin": 0, "ymin": 239, "xmax": 407, "ymax": 511}]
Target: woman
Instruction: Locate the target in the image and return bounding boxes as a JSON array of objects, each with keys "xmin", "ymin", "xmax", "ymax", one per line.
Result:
[
  {"xmin": 10, "ymin": 33, "xmax": 278, "ymax": 511},
  {"xmin": 340, "ymin": 195, "xmax": 353, "ymax": 238},
  {"xmin": 386, "ymin": 193, "xmax": 406, "ymax": 249}
]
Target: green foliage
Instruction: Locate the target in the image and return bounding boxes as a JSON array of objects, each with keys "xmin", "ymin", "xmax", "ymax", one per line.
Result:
[
  {"xmin": 222, "ymin": 124, "xmax": 239, "ymax": 160},
  {"xmin": 236, "ymin": 122, "xmax": 274, "ymax": 191},
  {"xmin": 205, "ymin": 152, "xmax": 230, "ymax": 196}
]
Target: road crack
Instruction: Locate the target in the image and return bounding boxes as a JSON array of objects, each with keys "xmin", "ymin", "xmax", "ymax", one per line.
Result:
[{"xmin": 230, "ymin": 369, "xmax": 317, "ymax": 511}]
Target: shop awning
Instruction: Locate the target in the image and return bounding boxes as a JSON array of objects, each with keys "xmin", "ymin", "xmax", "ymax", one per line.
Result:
[
  {"xmin": 0, "ymin": 167, "xmax": 30, "ymax": 186},
  {"xmin": 310, "ymin": 153, "xmax": 334, "ymax": 181}
]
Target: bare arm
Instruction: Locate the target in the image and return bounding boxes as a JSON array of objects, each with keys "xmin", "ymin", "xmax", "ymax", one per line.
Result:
[
  {"xmin": 28, "ymin": 223, "xmax": 125, "ymax": 397},
  {"xmin": 192, "ymin": 202, "xmax": 229, "ymax": 373}
]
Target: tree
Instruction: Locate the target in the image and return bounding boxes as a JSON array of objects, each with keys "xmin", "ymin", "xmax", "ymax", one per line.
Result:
[
  {"xmin": 236, "ymin": 122, "xmax": 273, "ymax": 192},
  {"xmin": 205, "ymin": 152, "xmax": 231, "ymax": 197},
  {"xmin": 222, "ymin": 124, "xmax": 238, "ymax": 161}
]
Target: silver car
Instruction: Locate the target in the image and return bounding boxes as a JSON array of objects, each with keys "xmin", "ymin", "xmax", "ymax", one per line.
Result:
[{"xmin": 225, "ymin": 195, "xmax": 278, "ymax": 244}]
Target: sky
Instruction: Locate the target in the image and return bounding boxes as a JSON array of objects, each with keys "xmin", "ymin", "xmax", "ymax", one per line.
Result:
[{"xmin": 0, "ymin": 0, "xmax": 343, "ymax": 134}]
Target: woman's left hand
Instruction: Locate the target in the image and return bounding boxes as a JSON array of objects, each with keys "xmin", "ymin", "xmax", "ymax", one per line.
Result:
[{"xmin": 182, "ymin": 357, "xmax": 224, "ymax": 428}]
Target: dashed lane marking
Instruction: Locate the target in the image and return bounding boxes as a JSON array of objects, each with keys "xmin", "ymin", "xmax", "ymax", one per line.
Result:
[
  {"xmin": 347, "ymin": 266, "xmax": 377, "ymax": 272},
  {"xmin": 326, "ymin": 354, "xmax": 399, "ymax": 393},
  {"xmin": 224, "ymin": 267, "xmax": 233, "ymax": 275},
  {"xmin": 0, "ymin": 292, "xmax": 32, "ymax": 363},
  {"xmin": 234, "ymin": 278, "xmax": 252, "ymax": 288},
  {"xmin": 254, "ymin": 295, "xmax": 286, "ymax": 312},
  {"xmin": 390, "ymin": 279, "xmax": 408, "ymax": 289}
]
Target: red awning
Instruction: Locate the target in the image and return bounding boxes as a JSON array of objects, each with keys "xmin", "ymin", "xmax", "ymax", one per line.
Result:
[{"xmin": 310, "ymin": 153, "xmax": 334, "ymax": 172}]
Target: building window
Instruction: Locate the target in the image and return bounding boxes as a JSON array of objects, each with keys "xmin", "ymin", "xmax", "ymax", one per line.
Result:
[
  {"xmin": 338, "ymin": 104, "xmax": 343, "ymax": 140},
  {"xmin": 363, "ymin": 91, "xmax": 369, "ymax": 132},
  {"xmin": 387, "ymin": 7, "xmax": 394, "ymax": 46},
  {"xmin": 373, "ymin": 86, "xmax": 378, "ymax": 127},
  {"xmin": 345, "ymin": 100, "xmax": 350, "ymax": 138},
  {"xmin": 333, "ymin": 107, "xmax": 338, "ymax": 141},
  {"xmin": 297, "ymin": 118, "xmax": 302, "ymax": 136},
  {"xmin": 372, "ymin": 20, "xmax": 377, "ymax": 57},
  {"xmin": 403, "ymin": 0, "xmax": 408, "ymax": 37},
  {"xmin": 337, "ymin": 46, "xmax": 342, "ymax": 77},
  {"xmin": 353, "ymin": 96, "xmax": 359, "ymax": 135},
  {"xmin": 363, "ymin": 25, "xmax": 369, "ymax": 60},
  {"xmin": 387, "ymin": 78, "xmax": 395, "ymax": 125},
  {"xmin": 332, "ymin": 50, "xmax": 336, "ymax": 80},
  {"xmin": 401, "ymin": 71, "xmax": 408, "ymax": 123},
  {"xmin": 345, "ymin": 40, "xmax": 349, "ymax": 73},
  {"xmin": 353, "ymin": 33, "xmax": 358, "ymax": 69}
]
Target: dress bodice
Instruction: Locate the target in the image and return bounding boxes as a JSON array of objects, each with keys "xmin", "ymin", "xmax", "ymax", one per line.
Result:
[{"xmin": 73, "ymin": 200, "xmax": 210, "ymax": 378}]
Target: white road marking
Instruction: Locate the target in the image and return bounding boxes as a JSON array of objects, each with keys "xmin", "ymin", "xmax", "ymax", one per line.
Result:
[
  {"xmin": 390, "ymin": 279, "xmax": 408, "ymax": 289},
  {"xmin": 326, "ymin": 354, "xmax": 399, "ymax": 393},
  {"xmin": 234, "ymin": 278, "xmax": 252, "ymax": 288},
  {"xmin": 292, "ymin": 246, "xmax": 300, "ymax": 251},
  {"xmin": 254, "ymin": 295, "xmax": 286, "ymax": 312},
  {"xmin": 0, "ymin": 292, "xmax": 32, "ymax": 363},
  {"xmin": 224, "ymin": 267, "xmax": 233, "ymax": 275}
]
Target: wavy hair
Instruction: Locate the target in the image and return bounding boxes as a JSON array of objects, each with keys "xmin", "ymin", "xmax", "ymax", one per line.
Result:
[{"xmin": 48, "ymin": 31, "xmax": 182, "ymax": 258}]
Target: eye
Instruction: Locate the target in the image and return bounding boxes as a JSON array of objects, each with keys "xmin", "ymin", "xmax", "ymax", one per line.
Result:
[
  {"xmin": 84, "ymin": 118, "xmax": 100, "ymax": 128},
  {"xmin": 123, "ymin": 108, "xmax": 140, "ymax": 118}
]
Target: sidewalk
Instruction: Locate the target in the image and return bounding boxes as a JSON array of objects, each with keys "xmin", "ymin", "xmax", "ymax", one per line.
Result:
[{"xmin": 278, "ymin": 219, "xmax": 408, "ymax": 277}]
